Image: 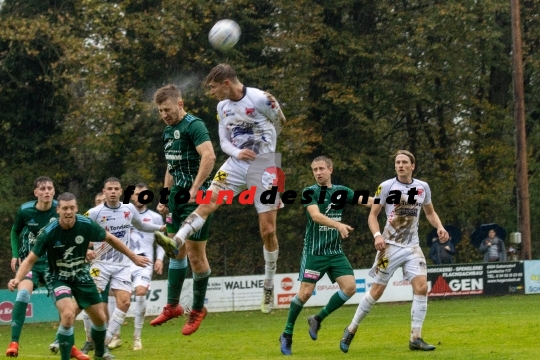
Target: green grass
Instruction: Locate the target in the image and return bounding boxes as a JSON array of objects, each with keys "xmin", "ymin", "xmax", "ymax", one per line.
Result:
[{"xmin": 1, "ymin": 294, "xmax": 537, "ymax": 359}]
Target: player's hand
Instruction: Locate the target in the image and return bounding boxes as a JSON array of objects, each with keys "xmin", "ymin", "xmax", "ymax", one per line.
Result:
[
  {"xmin": 154, "ymin": 259, "xmax": 163, "ymax": 275},
  {"xmin": 159, "ymin": 224, "xmax": 167, "ymax": 232},
  {"xmin": 8, "ymin": 279, "xmax": 19, "ymax": 291},
  {"xmin": 156, "ymin": 203, "xmax": 169, "ymax": 215},
  {"xmin": 132, "ymin": 255, "xmax": 151, "ymax": 268},
  {"xmin": 374, "ymin": 235, "xmax": 385, "ymax": 251},
  {"xmin": 337, "ymin": 224, "xmax": 354, "ymax": 239},
  {"xmin": 188, "ymin": 187, "xmax": 199, "ymax": 203},
  {"xmin": 10, "ymin": 258, "xmax": 20, "ymax": 272},
  {"xmin": 237, "ymin": 149, "xmax": 257, "ymax": 161},
  {"xmin": 437, "ymin": 227, "xmax": 449, "ymax": 242},
  {"xmin": 86, "ymin": 250, "xmax": 96, "ymax": 262}
]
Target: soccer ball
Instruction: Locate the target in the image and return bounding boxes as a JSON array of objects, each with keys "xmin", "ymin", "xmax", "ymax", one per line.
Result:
[{"xmin": 208, "ymin": 19, "xmax": 241, "ymax": 51}]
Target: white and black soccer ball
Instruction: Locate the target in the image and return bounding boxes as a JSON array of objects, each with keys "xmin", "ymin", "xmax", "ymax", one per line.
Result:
[{"xmin": 208, "ymin": 19, "xmax": 241, "ymax": 51}]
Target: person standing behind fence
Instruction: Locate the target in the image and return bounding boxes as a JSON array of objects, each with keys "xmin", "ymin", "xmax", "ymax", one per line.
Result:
[
  {"xmin": 429, "ymin": 236, "xmax": 456, "ymax": 264},
  {"xmin": 479, "ymin": 229, "xmax": 506, "ymax": 262}
]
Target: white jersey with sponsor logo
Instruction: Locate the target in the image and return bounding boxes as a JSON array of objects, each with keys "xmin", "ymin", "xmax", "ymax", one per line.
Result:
[
  {"xmin": 129, "ymin": 209, "xmax": 165, "ymax": 263},
  {"xmin": 85, "ymin": 203, "xmax": 162, "ymax": 266},
  {"xmin": 217, "ymin": 86, "xmax": 285, "ymax": 159},
  {"xmin": 374, "ymin": 177, "xmax": 432, "ymax": 247}
]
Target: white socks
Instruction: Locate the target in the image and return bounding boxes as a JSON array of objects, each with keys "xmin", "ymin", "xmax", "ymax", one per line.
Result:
[
  {"xmin": 174, "ymin": 213, "xmax": 205, "ymax": 247},
  {"xmin": 133, "ymin": 296, "xmax": 146, "ymax": 338},
  {"xmin": 350, "ymin": 292, "xmax": 377, "ymax": 331},
  {"xmin": 106, "ymin": 308, "xmax": 126, "ymax": 343},
  {"xmin": 82, "ymin": 311, "xmax": 93, "ymax": 342},
  {"xmin": 411, "ymin": 294, "xmax": 427, "ymax": 341},
  {"xmin": 263, "ymin": 247, "xmax": 279, "ymax": 288}
]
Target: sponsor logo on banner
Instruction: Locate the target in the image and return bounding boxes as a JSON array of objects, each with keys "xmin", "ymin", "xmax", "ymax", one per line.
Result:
[
  {"xmin": 278, "ymin": 294, "xmax": 295, "ymax": 305},
  {"xmin": 317, "ymin": 283, "xmax": 339, "ymax": 291},
  {"xmin": 429, "ymin": 275, "xmax": 483, "ymax": 296},
  {"xmin": 0, "ymin": 301, "xmax": 33, "ymax": 322},
  {"xmin": 355, "ymin": 279, "xmax": 366, "ymax": 293},
  {"xmin": 224, "ymin": 279, "xmax": 264, "ymax": 290},
  {"xmin": 281, "ymin": 277, "xmax": 293, "ymax": 291},
  {"xmin": 392, "ymin": 279, "xmax": 411, "ymax": 286}
]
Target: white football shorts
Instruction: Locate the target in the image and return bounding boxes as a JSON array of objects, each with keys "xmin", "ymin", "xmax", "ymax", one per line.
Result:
[
  {"xmin": 210, "ymin": 157, "xmax": 283, "ymax": 214},
  {"xmin": 368, "ymin": 244, "xmax": 427, "ymax": 285},
  {"xmin": 90, "ymin": 262, "xmax": 132, "ymax": 293},
  {"xmin": 130, "ymin": 262, "xmax": 153, "ymax": 290}
]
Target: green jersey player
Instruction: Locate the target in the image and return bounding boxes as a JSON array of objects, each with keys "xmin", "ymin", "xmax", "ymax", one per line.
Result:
[
  {"xmin": 279, "ymin": 156, "xmax": 372, "ymax": 355},
  {"xmin": 5, "ymin": 177, "xmax": 91, "ymax": 358},
  {"xmin": 152, "ymin": 84, "xmax": 216, "ymax": 336},
  {"xmin": 8, "ymin": 192, "xmax": 150, "ymax": 360}
]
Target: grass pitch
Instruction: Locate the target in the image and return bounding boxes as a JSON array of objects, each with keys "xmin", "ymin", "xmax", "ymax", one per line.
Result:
[{"xmin": 0, "ymin": 294, "xmax": 536, "ymax": 359}]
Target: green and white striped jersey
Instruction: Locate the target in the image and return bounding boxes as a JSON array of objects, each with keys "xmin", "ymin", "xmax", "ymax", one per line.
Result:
[
  {"xmin": 163, "ymin": 113, "xmax": 212, "ymax": 189},
  {"xmin": 302, "ymin": 184, "xmax": 355, "ymax": 256}
]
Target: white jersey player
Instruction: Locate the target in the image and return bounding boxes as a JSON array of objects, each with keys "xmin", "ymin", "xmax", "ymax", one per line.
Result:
[
  {"xmin": 341, "ymin": 150, "xmax": 448, "ymax": 353},
  {"xmin": 84, "ymin": 178, "xmax": 165, "ymax": 352},
  {"xmin": 164, "ymin": 64, "xmax": 286, "ymax": 314},
  {"xmin": 375, "ymin": 177, "xmax": 431, "ymax": 247}
]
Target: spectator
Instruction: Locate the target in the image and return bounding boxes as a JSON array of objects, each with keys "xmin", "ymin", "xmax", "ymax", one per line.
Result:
[
  {"xmin": 479, "ymin": 229, "xmax": 507, "ymax": 262},
  {"xmin": 429, "ymin": 237, "xmax": 456, "ymax": 264}
]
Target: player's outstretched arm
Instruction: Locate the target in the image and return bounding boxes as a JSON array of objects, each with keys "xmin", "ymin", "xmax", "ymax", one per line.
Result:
[
  {"xmin": 8, "ymin": 252, "xmax": 39, "ymax": 291},
  {"xmin": 306, "ymin": 205, "xmax": 353, "ymax": 239},
  {"xmin": 358, "ymin": 196, "xmax": 375, "ymax": 207},
  {"xmin": 103, "ymin": 232, "xmax": 151, "ymax": 268},
  {"xmin": 131, "ymin": 206, "xmax": 166, "ymax": 233}
]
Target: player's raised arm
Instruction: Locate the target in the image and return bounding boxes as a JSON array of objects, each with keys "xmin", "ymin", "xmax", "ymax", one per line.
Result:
[{"xmin": 131, "ymin": 204, "xmax": 166, "ymax": 233}]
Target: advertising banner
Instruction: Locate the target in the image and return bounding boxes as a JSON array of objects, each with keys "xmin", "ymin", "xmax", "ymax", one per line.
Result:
[
  {"xmin": 0, "ymin": 288, "xmax": 57, "ymax": 324},
  {"xmin": 524, "ymin": 260, "xmax": 540, "ymax": 294},
  {"xmin": 427, "ymin": 262, "xmax": 525, "ymax": 298}
]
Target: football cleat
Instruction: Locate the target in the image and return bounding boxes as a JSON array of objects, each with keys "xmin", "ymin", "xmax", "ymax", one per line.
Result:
[
  {"xmin": 340, "ymin": 327, "xmax": 356, "ymax": 353},
  {"xmin": 279, "ymin": 333, "xmax": 292, "ymax": 356},
  {"xmin": 261, "ymin": 286, "xmax": 274, "ymax": 314},
  {"xmin": 182, "ymin": 307, "xmax": 208, "ymax": 335},
  {"xmin": 94, "ymin": 353, "xmax": 115, "ymax": 360},
  {"xmin": 80, "ymin": 341, "xmax": 95, "ymax": 354},
  {"xmin": 153, "ymin": 231, "xmax": 179, "ymax": 258},
  {"xmin": 71, "ymin": 346, "xmax": 90, "ymax": 360},
  {"xmin": 133, "ymin": 338, "xmax": 142, "ymax": 351},
  {"xmin": 150, "ymin": 303, "xmax": 184, "ymax": 326},
  {"xmin": 409, "ymin": 338, "xmax": 436, "ymax": 351},
  {"xmin": 307, "ymin": 315, "xmax": 321, "ymax": 340},
  {"xmin": 107, "ymin": 335, "xmax": 122, "ymax": 350},
  {"xmin": 49, "ymin": 339, "xmax": 60, "ymax": 354},
  {"xmin": 5, "ymin": 342, "xmax": 19, "ymax": 357}
]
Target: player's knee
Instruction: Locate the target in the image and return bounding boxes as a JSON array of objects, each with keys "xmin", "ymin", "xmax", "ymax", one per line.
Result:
[
  {"xmin": 259, "ymin": 225, "xmax": 276, "ymax": 241},
  {"xmin": 342, "ymin": 284, "xmax": 357, "ymax": 297},
  {"xmin": 116, "ymin": 298, "xmax": 130, "ymax": 312},
  {"xmin": 135, "ymin": 288, "xmax": 148, "ymax": 297},
  {"xmin": 60, "ymin": 310, "xmax": 76, "ymax": 325}
]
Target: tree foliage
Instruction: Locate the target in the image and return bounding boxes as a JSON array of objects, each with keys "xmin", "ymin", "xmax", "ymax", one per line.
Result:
[{"xmin": 1, "ymin": 0, "xmax": 539, "ymax": 286}]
